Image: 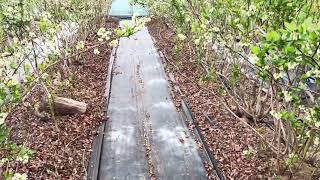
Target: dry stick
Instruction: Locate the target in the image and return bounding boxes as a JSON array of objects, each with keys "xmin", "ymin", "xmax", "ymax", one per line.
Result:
[
  {"xmin": 161, "ymin": 51, "xmax": 279, "ymax": 153},
  {"xmin": 309, "ymin": 169, "xmax": 318, "ymax": 180},
  {"xmin": 203, "ymin": 48, "xmax": 270, "ymax": 120},
  {"xmin": 66, "ymin": 135, "xmax": 83, "ymax": 148},
  {"xmin": 83, "ymin": 151, "xmax": 87, "ymax": 178},
  {"xmin": 186, "ymin": 0, "xmax": 202, "ymax": 25},
  {"xmin": 10, "ymin": 50, "xmax": 34, "ymax": 76},
  {"xmin": 190, "ymin": 48, "xmax": 257, "ymax": 121},
  {"xmin": 214, "ymin": 71, "xmax": 257, "ymax": 119}
]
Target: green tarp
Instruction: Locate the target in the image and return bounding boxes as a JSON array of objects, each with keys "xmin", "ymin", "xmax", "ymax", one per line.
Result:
[{"xmin": 109, "ymin": 0, "xmax": 148, "ymax": 18}]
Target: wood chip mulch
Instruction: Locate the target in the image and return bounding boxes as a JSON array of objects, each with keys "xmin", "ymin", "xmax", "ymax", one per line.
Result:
[
  {"xmin": 147, "ymin": 18, "xmax": 273, "ymax": 179},
  {"xmin": 3, "ymin": 18, "xmax": 118, "ymax": 179}
]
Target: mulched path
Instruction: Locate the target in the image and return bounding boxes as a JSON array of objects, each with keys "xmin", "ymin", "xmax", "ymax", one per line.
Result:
[
  {"xmin": 3, "ymin": 18, "xmax": 118, "ymax": 179},
  {"xmin": 147, "ymin": 18, "xmax": 273, "ymax": 179}
]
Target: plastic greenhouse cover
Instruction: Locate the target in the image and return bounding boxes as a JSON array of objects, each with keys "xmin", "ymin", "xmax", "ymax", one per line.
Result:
[{"xmin": 109, "ymin": 0, "xmax": 148, "ymax": 18}]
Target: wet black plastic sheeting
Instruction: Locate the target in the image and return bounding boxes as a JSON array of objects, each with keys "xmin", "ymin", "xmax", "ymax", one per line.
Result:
[{"xmin": 97, "ymin": 21, "xmax": 208, "ymax": 180}]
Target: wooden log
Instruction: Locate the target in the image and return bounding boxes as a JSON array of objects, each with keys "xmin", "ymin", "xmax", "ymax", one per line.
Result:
[{"xmin": 41, "ymin": 96, "xmax": 87, "ymax": 115}]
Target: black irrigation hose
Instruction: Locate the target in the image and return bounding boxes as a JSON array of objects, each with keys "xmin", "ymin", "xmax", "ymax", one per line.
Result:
[{"xmin": 182, "ymin": 99, "xmax": 225, "ymax": 180}]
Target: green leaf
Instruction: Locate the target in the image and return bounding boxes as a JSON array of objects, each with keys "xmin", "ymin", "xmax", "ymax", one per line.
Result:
[
  {"xmin": 284, "ymin": 45, "xmax": 295, "ymax": 53},
  {"xmin": 16, "ymin": 146, "xmax": 34, "ymax": 164},
  {"xmin": 309, "ymin": 32, "xmax": 318, "ymax": 41},
  {"xmin": 251, "ymin": 46, "xmax": 260, "ymax": 55},
  {"xmin": 285, "ymin": 22, "xmax": 297, "ymax": 32},
  {"xmin": 2, "ymin": 169, "xmax": 14, "ymax": 180},
  {"xmin": 23, "ymin": 64, "xmax": 31, "ymax": 75},
  {"xmin": 266, "ymin": 31, "xmax": 281, "ymax": 42},
  {"xmin": 0, "ymin": 125, "xmax": 9, "ymax": 144},
  {"xmin": 10, "ymin": 61, "xmax": 17, "ymax": 69},
  {"xmin": 302, "ymin": 17, "xmax": 313, "ymax": 31}
]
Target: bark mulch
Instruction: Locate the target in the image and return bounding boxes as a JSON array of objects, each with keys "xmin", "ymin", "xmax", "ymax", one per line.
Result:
[
  {"xmin": 147, "ymin": 18, "xmax": 273, "ymax": 179},
  {"xmin": 3, "ymin": 18, "xmax": 118, "ymax": 179}
]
